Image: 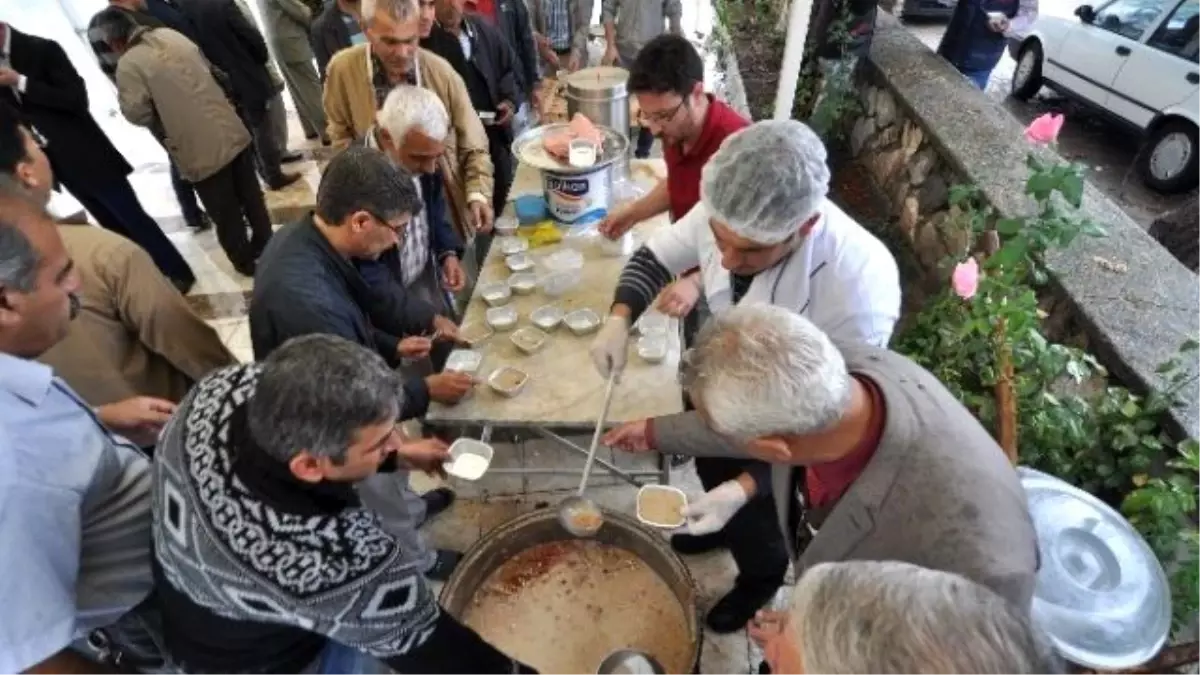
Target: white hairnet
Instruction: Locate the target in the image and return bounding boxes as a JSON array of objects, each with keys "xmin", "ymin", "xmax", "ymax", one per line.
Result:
[{"xmin": 700, "ymin": 120, "xmax": 831, "ymax": 245}]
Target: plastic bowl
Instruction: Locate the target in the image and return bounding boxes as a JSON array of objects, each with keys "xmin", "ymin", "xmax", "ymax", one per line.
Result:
[
  {"xmin": 496, "ymin": 236, "xmax": 529, "ymax": 256},
  {"xmin": 636, "ymin": 311, "xmax": 670, "ymax": 336},
  {"xmin": 485, "ymin": 305, "xmax": 519, "ymax": 331},
  {"xmin": 445, "ymin": 349, "xmax": 483, "ymax": 374},
  {"xmin": 506, "ymin": 253, "xmax": 535, "ymax": 273},
  {"xmin": 539, "ymin": 270, "xmax": 582, "ymax": 297},
  {"xmin": 508, "ymin": 272, "xmax": 538, "ymax": 295},
  {"xmin": 637, "ymin": 335, "xmax": 668, "ymax": 364},
  {"xmin": 565, "ymin": 308, "xmax": 601, "ymax": 336},
  {"xmin": 494, "ymin": 216, "xmax": 519, "ymax": 237},
  {"xmin": 458, "ymin": 322, "xmax": 493, "ymax": 347},
  {"xmin": 530, "ymin": 304, "xmax": 564, "ymax": 331},
  {"xmin": 599, "ymin": 231, "xmax": 636, "ymax": 257},
  {"xmin": 510, "ymin": 326, "xmax": 549, "ymax": 355},
  {"xmin": 445, "ymin": 438, "xmax": 494, "ymax": 481},
  {"xmin": 479, "ymin": 282, "xmax": 512, "ymax": 307},
  {"xmin": 488, "ymin": 366, "xmax": 529, "ymax": 397},
  {"xmin": 636, "ymin": 485, "xmax": 688, "ymax": 529},
  {"xmin": 514, "ymin": 195, "xmax": 548, "ymax": 224}
]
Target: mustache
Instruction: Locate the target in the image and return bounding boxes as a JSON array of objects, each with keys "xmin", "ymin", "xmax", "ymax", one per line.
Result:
[{"xmin": 68, "ymin": 292, "xmax": 81, "ymax": 319}]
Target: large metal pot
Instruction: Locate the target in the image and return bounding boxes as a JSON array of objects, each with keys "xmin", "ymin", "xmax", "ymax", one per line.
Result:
[
  {"xmin": 439, "ymin": 507, "xmax": 703, "ymax": 673},
  {"xmin": 563, "ymin": 66, "xmax": 631, "ymax": 136}
]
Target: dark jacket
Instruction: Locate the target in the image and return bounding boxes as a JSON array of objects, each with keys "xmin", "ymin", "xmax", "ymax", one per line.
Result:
[
  {"xmin": 249, "ymin": 215, "xmax": 433, "ymax": 418},
  {"xmin": 175, "ymin": 0, "xmax": 276, "ymax": 117},
  {"xmin": 310, "ymin": 0, "xmax": 354, "ymax": 80},
  {"xmin": 493, "ymin": 0, "xmax": 539, "ymax": 102},
  {"xmin": 2, "ymin": 28, "xmax": 133, "ymax": 186},
  {"xmin": 421, "ymin": 16, "xmax": 520, "ymax": 120}
]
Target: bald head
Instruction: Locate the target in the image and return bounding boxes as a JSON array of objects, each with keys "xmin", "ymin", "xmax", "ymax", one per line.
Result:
[{"xmin": 0, "ymin": 180, "xmax": 80, "ymax": 358}]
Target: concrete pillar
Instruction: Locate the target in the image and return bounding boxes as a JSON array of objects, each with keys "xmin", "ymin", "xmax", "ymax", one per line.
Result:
[{"xmin": 773, "ymin": 0, "xmax": 814, "ymax": 121}]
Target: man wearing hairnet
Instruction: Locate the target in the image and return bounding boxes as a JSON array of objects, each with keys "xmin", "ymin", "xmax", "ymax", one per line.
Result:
[{"xmin": 590, "ymin": 119, "xmax": 901, "ymax": 633}]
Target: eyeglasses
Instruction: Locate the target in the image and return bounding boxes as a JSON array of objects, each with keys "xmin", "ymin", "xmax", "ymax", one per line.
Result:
[
  {"xmin": 29, "ymin": 127, "xmax": 47, "ymax": 149},
  {"xmin": 369, "ymin": 212, "xmax": 408, "ymax": 241},
  {"xmin": 637, "ymin": 98, "xmax": 687, "ymax": 125}
]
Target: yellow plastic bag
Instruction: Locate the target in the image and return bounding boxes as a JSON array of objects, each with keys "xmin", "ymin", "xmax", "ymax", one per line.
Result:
[{"xmin": 520, "ymin": 221, "xmax": 563, "ymax": 248}]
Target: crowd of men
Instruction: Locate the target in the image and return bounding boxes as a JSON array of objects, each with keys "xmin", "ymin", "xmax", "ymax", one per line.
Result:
[{"xmin": 0, "ymin": 0, "xmax": 1064, "ymax": 672}]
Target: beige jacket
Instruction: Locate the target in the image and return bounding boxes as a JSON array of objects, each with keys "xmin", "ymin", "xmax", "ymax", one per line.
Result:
[
  {"xmin": 116, "ymin": 27, "xmax": 251, "ymax": 182},
  {"xmin": 653, "ymin": 341, "xmax": 1039, "ymax": 612},
  {"xmin": 323, "ymin": 44, "xmax": 493, "ymax": 234},
  {"xmin": 38, "ymin": 225, "xmax": 236, "ymax": 406}
]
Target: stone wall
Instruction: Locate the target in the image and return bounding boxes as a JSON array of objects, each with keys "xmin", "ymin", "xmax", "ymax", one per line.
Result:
[{"xmin": 846, "ymin": 14, "xmax": 1200, "ymax": 439}]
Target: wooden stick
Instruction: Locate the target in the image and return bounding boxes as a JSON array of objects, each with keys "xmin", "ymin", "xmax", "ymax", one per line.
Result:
[
  {"xmin": 1071, "ymin": 642, "xmax": 1200, "ymax": 674},
  {"xmin": 982, "ymin": 230, "xmax": 1019, "ymax": 465}
]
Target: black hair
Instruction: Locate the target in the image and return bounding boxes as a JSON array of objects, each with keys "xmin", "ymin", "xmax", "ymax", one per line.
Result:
[
  {"xmin": 316, "ymin": 145, "xmax": 422, "ymax": 224},
  {"xmin": 0, "ymin": 102, "xmax": 27, "ymax": 178},
  {"xmin": 91, "ymin": 7, "xmax": 140, "ymax": 44},
  {"xmin": 627, "ymin": 34, "xmax": 704, "ymax": 98}
]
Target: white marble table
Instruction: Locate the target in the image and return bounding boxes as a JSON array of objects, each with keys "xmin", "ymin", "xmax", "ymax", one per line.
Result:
[{"xmin": 427, "ymin": 159, "xmax": 683, "ymax": 485}]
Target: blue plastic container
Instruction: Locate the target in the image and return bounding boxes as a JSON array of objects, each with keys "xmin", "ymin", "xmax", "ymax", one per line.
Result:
[{"xmin": 513, "ymin": 195, "xmax": 549, "ymax": 224}]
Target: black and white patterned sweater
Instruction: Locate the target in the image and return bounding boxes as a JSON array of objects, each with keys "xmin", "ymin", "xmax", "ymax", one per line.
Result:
[{"xmin": 152, "ymin": 363, "xmax": 530, "ymax": 673}]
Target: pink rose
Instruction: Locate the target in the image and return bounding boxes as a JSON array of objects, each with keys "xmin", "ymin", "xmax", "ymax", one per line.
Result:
[
  {"xmin": 951, "ymin": 258, "xmax": 979, "ymax": 300},
  {"xmin": 1024, "ymin": 113, "xmax": 1064, "ymax": 145}
]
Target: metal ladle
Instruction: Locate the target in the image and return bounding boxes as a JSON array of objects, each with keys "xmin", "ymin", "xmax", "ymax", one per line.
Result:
[
  {"xmin": 596, "ymin": 649, "xmax": 665, "ymax": 674},
  {"xmin": 558, "ymin": 369, "xmax": 619, "ymax": 537}
]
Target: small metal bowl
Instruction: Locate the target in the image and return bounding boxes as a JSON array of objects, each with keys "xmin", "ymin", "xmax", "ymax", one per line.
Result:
[
  {"xmin": 494, "ymin": 217, "xmax": 519, "ymax": 237},
  {"xmin": 445, "ymin": 349, "xmax": 483, "ymax": 374},
  {"xmin": 565, "ymin": 308, "xmax": 601, "ymax": 336},
  {"xmin": 479, "ymin": 281, "xmax": 512, "ymax": 307},
  {"xmin": 511, "ymin": 326, "xmax": 549, "ymax": 355},
  {"xmin": 636, "ymin": 335, "xmax": 668, "ymax": 364},
  {"xmin": 457, "ymin": 322, "xmax": 493, "ymax": 347},
  {"xmin": 530, "ymin": 304, "xmax": 564, "ymax": 331},
  {"xmin": 505, "ymin": 252, "xmax": 535, "ymax": 273},
  {"xmin": 496, "ymin": 235, "xmax": 528, "ymax": 256},
  {"xmin": 485, "ymin": 305, "xmax": 519, "ymax": 331},
  {"xmin": 488, "ymin": 366, "xmax": 529, "ymax": 397},
  {"xmin": 508, "ymin": 272, "xmax": 538, "ymax": 295}
]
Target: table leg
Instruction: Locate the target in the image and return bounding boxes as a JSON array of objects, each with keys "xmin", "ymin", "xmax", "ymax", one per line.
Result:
[{"xmin": 532, "ymin": 428, "xmax": 665, "ymax": 488}]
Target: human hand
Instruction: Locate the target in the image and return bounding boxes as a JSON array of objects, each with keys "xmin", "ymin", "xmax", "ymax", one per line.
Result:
[
  {"xmin": 398, "ymin": 336, "xmax": 433, "ymax": 359},
  {"xmin": 426, "ymin": 371, "xmax": 476, "ymax": 403},
  {"xmin": 680, "ymin": 479, "xmax": 749, "ymax": 536},
  {"xmin": 496, "ymin": 100, "xmax": 515, "ymax": 126},
  {"xmin": 747, "ymin": 610, "xmax": 788, "ymax": 648},
  {"xmin": 441, "ymin": 255, "xmax": 466, "ymax": 292},
  {"xmin": 431, "ymin": 314, "xmax": 463, "ymax": 344},
  {"xmin": 602, "ymin": 419, "xmax": 653, "ymax": 452},
  {"xmin": 97, "ymin": 396, "xmax": 177, "ymax": 446},
  {"xmin": 396, "ymin": 437, "xmax": 452, "ymax": 477},
  {"xmin": 533, "ymin": 32, "xmax": 550, "ymax": 50},
  {"xmin": 655, "ymin": 275, "xmax": 701, "ymax": 317},
  {"xmin": 597, "ymin": 204, "xmax": 638, "ymax": 239},
  {"xmin": 567, "ymin": 54, "xmax": 581, "ymax": 72},
  {"xmin": 544, "ymin": 50, "xmax": 560, "ymax": 70},
  {"xmin": 601, "ymin": 46, "xmax": 619, "ymax": 66},
  {"xmin": 588, "ymin": 315, "xmax": 630, "ymax": 378},
  {"xmin": 988, "ymin": 15, "xmax": 1010, "ymax": 31},
  {"xmin": 470, "ymin": 200, "xmax": 494, "ymax": 234},
  {"xmin": 0, "ymin": 67, "xmax": 20, "ymax": 87}
]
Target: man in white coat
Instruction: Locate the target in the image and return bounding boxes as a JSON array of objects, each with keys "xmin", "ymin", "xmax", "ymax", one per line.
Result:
[{"xmin": 590, "ymin": 119, "xmax": 901, "ymax": 633}]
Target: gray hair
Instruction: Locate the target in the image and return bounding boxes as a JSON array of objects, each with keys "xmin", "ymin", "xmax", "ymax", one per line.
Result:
[
  {"xmin": 700, "ymin": 119, "xmax": 830, "ymax": 245},
  {"xmin": 377, "ymin": 85, "xmax": 449, "ymax": 143},
  {"xmin": 247, "ymin": 334, "xmax": 404, "ymax": 464},
  {"xmin": 0, "ymin": 178, "xmax": 43, "ymax": 293},
  {"xmin": 361, "ymin": 0, "xmax": 418, "ymax": 25},
  {"xmin": 789, "ymin": 561, "xmax": 1061, "ymax": 673},
  {"xmin": 316, "ymin": 145, "xmax": 421, "ymax": 225},
  {"xmin": 681, "ymin": 304, "xmax": 851, "ymax": 440}
]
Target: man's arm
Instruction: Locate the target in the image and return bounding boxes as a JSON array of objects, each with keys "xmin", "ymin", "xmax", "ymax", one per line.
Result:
[
  {"xmin": 570, "ymin": 0, "xmax": 591, "ymax": 63},
  {"xmin": 609, "ymin": 201, "xmax": 705, "ymax": 322},
  {"xmin": 0, "ymin": 482, "xmax": 84, "ymax": 674},
  {"xmin": 112, "ymin": 242, "xmax": 237, "ymax": 382},
  {"xmin": 440, "ymin": 64, "xmax": 495, "ymax": 205},
  {"xmin": 425, "ymin": 174, "xmax": 465, "ymax": 262},
  {"xmin": 510, "ymin": 0, "xmax": 540, "ymax": 98},
  {"xmin": 321, "ymin": 59, "xmax": 357, "ymax": 145},
  {"xmin": 601, "ymin": 0, "xmax": 619, "ymax": 52},
  {"xmin": 269, "ymin": 0, "xmax": 313, "ymax": 25},
  {"xmin": 227, "ymin": 0, "xmax": 272, "ymax": 64},
  {"xmin": 114, "ymin": 61, "xmax": 157, "ymax": 128},
  {"xmin": 18, "ymin": 41, "xmax": 91, "ymax": 114},
  {"xmin": 488, "ymin": 25, "xmax": 521, "ymax": 110}
]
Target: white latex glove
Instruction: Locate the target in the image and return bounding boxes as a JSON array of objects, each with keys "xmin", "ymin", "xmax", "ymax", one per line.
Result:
[
  {"xmin": 589, "ymin": 315, "xmax": 630, "ymax": 379},
  {"xmin": 681, "ymin": 480, "xmax": 750, "ymax": 536}
]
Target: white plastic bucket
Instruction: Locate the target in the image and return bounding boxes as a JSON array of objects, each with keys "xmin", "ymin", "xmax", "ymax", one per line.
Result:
[{"xmin": 542, "ymin": 164, "xmax": 612, "ymax": 226}]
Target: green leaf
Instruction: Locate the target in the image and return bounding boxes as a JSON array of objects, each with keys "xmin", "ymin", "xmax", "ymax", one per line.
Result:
[
  {"xmin": 995, "ymin": 218, "xmax": 1024, "ymax": 236},
  {"xmin": 1120, "ymin": 401, "xmax": 1141, "ymax": 418},
  {"xmin": 1059, "ymin": 172, "xmax": 1084, "ymax": 208},
  {"xmin": 1180, "ymin": 338, "xmax": 1199, "ymax": 353}
]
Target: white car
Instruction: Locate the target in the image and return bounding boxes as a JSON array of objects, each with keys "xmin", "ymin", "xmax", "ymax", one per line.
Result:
[{"xmin": 1009, "ymin": 0, "xmax": 1199, "ymax": 192}]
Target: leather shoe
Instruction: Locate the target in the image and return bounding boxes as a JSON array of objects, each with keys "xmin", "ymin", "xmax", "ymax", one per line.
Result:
[
  {"xmin": 280, "ymin": 150, "xmax": 304, "ymax": 163},
  {"xmin": 267, "ymin": 171, "xmax": 302, "ymax": 190},
  {"xmin": 426, "ymin": 549, "xmax": 462, "ymax": 581},
  {"xmin": 670, "ymin": 531, "xmax": 726, "ymax": 555},
  {"xmin": 706, "ymin": 582, "xmax": 782, "ymax": 634},
  {"xmin": 422, "ymin": 487, "xmax": 456, "ymax": 520}
]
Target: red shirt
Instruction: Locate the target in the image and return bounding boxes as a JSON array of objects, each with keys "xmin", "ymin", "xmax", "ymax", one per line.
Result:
[
  {"xmin": 466, "ymin": 0, "xmax": 497, "ymax": 21},
  {"xmin": 806, "ymin": 375, "xmax": 887, "ymax": 508},
  {"xmin": 662, "ymin": 95, "xmax": 750, "ymax": 221}
]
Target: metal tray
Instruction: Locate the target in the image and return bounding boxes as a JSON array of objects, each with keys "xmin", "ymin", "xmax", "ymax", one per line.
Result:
[
  {"xmin": 512, "ymin": 122, "xmax": 630, "ymax": 174},
  {"xmin": 530, "ymin": 304, "xmax": 564, "ymax": 331},
  {"xmin": 511, "ymin": 326, "xmax": 549, "ymax": 355},
  {"xmin": 488, "ymin": 366, "xmax": 529, "ymax": 397}
]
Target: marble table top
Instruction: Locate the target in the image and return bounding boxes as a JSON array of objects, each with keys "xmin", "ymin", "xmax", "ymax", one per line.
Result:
[{"xmin": 426, "ymin": 159, "xmax": 684, "ymax": 429}]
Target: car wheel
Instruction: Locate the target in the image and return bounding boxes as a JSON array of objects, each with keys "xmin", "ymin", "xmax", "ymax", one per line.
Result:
[
  {"xmin": 1010, "ymin": 42, "xmax": 1043, "ymax": 101},
  {"xmin": 1140, "ymin": 120, "xmax": 1199, "ymax": 194}
]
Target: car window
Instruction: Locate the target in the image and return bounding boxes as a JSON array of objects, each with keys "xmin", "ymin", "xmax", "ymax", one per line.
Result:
[
  {"xmin": 1148, "ymin": 0, "xmax": 1199, "ymax": 60},
  {"xmin": 1094, "ymin": 0, "xmax": 1172, "ymax": 39}
]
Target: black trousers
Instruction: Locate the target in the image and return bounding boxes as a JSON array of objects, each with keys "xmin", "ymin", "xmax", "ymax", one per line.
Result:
[
  {"xmin": 63, "ymin": 174, "xmax": 195, "ymax": 284},
  {"xmin": 192, "ymin": 149, "xmax": 273, "ymax": 270},
  {"xmin": 695, "ymin": 455, "xmax": 790, "ymax": 587},
  {"xmin": 486, "ymin": 125, "xmax": 515, "ymax": 218},
  {"xmin": 168, "ymin": 160, "xmax": 205, "ymax": 226},
  {"xmin": 244, "ymin": 104, "xmax": 286, "ymax": 186}
]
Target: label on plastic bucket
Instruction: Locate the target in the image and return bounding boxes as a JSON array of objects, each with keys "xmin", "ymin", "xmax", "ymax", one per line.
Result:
[{"xmin": 544, "ymin": 168, "xmax": 610, "ymax": 226}]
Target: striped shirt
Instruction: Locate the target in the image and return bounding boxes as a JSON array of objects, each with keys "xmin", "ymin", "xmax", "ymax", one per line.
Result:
[{"xmin": 543, "ymin": 0, "xmax": 572, "ymax": 51}]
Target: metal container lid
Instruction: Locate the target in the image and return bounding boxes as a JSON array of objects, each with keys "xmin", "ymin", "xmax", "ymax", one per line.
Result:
[
  {"xmin": 564, "ymin": 66, "xmax": 629, "ymax": 100},
  {"xmin": 512, "ymin": 122, "xmax": 630, "ymax": 175},
  {"xmin": 1018, "ymin": 467, "xmax": 1171, "ymax": 670}
]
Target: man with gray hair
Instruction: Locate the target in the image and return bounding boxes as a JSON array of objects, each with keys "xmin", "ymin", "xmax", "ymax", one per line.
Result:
[
  {"xmin": 611, "ymin": 304, "xmax": 1038, "ymax": 642},
  {"xmin": 151, "ymin": 334, "xmax": 536, "ymax": 673},
  {"xmin": 595, "ymin": 119, "xmax": 901, "ymax": 632},
  {"xmin": 757, "ymin": 561, "xmax": 1059, "ymax": 673}
]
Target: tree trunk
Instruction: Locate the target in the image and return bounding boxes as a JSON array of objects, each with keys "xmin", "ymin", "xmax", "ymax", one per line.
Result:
[{"xmin": 1148, "ymin": 197, "xmax": 1199, "ymax": 273}]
